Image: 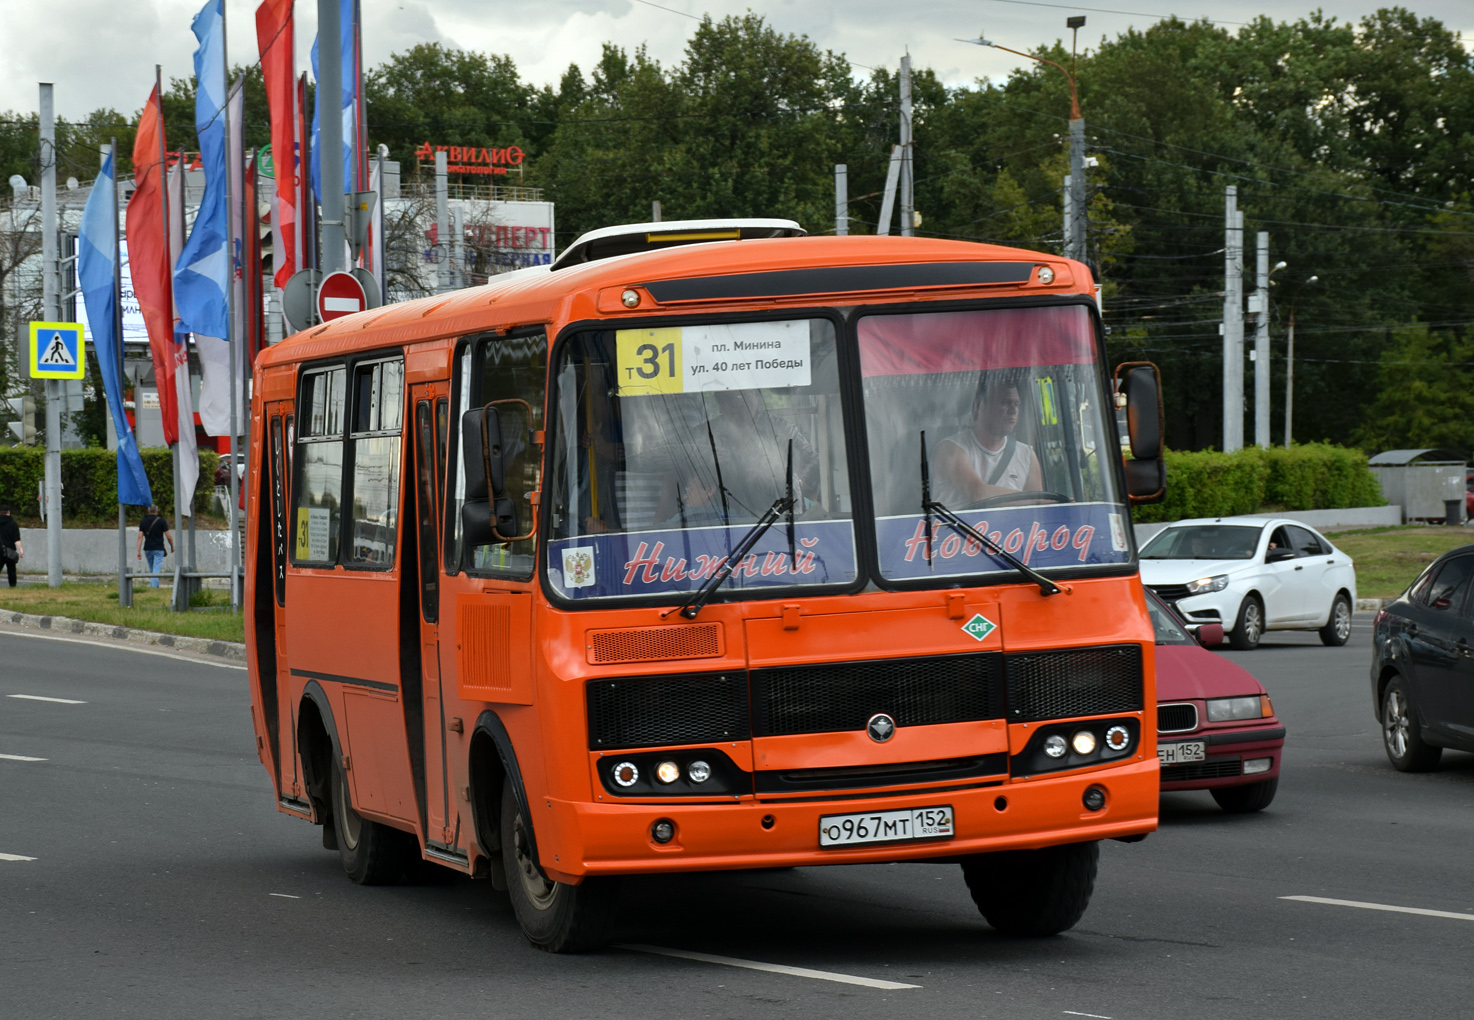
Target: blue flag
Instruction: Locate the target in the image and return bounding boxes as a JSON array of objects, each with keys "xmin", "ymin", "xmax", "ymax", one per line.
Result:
[
  {"xmin": 173, "ymin": 0, "xmax": 230, "ymax": 342},
  {"xmin": 78, "ymin": 151, "xmax": 153, "ymax": 507},
  {"xmin": 310, "ymin": 0, "xmax": 359, "ymax": 200}
]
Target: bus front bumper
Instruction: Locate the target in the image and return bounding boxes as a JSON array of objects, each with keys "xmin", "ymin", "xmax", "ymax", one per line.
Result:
[{"xmin": 537, "ymin": 757, "xmax": 1159, "ymax": 882}]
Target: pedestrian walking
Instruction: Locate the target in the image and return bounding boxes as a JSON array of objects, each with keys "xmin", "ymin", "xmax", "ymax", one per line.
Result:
[
  {"xmin": 135, "ymin": 505, "xmax": 173, "ymax": 588},
  {"xmin": 0, "ymin": 503, "xmax": 22, "ymax": 588}
]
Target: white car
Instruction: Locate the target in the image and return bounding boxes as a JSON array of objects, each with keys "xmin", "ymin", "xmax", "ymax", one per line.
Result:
[{"xmin": 1138, "ymin": 517, "xmax": 1356, "ymax": 650}]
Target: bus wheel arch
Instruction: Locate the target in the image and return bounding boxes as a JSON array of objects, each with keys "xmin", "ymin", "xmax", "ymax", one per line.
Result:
[
  {"xmin": 296, "ymin": 684, "xmax": 340, "ymax": 846},
  {"xmin": 469, "ymin": 710, "xmax": 533, "ymax": 888}
]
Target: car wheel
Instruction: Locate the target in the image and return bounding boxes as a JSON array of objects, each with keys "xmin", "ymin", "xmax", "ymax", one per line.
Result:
[
  {"xmin": 333, "ymin": 755, "xmax": 413, "ymax": 885},
  {"xmin": 1381, "ymin": 678, "xmax": 1442, "ymax": 772},
  {"xmin": 1319, "ymin": 594, "xmax": 1353, "ymax": 646},
  {"xmin": 1210, "ymin": 777, "xmax": 1278, "ymax": 813},
  {"xmin": 1228, "ymin": 595, "xmax": 1263, "ymax": 650},
  {"xmin": 501, "ymin": 780, "xmax": 619, "ymax": 952},
  {"xmin": 960, "ymin": 841, "xmax": 1099, "ymax": 936}
]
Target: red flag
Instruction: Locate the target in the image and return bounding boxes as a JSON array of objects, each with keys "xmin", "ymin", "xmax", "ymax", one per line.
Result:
[
  {"xmin": 126, "ymin": 84, "xmax": 179, "ymax": 445},
  {"xmin": 256, "ymin": 0, "xmax": 297, "ymax": 288}
]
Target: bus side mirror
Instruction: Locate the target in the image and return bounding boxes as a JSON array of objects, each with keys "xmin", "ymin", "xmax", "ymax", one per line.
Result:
[
  {"xmin": 463, "ymin": 497, "xmax": 519, "ymax": 547},
  {"xmin": 1115, "ymin": 361, "xmax": 1165, "ymax": 505},
  {"xmin": 461, "ymin": 398, "xmax": 539, "ymax": 544},
  {"xmin": 461, "ymin": 405, "xmax": 508, "ymax": 500}
]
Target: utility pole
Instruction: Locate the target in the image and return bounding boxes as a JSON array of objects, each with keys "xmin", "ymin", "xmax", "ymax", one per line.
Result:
[
  {"xmin": 1063, "ymin": 175, "xmax": 1072, "ymax": 253},
  {"xmin": 1222, "ymin": 186, "xmax": 1243, "ymax": 453},
  {"xmin": 317, "ymin": 0, "xmax": 345, "ymax": 274},
  {"xmin": 40, "ymin": 83, "xmax": 63, "ymax": 587},
  {"xmin": 1284, "ymin": 275, "xmax": 1317, "ymax": 448},
  {"xmin": 450, "ymin": 205, "xmax": 464, "ymax": 290},
  {"xmin": 1253, "ymin": 231, "xmax": 1271, "ymax": 449},
  {"xmin": 434, "ymin": 150, "xmax": 449, "ymax": 294},
  {"xmin": 834, "ymin": 164, "xmax": 848, "ymax": 236},
  {"xmin": 1066, "ymin": 113, "xmax": 1086, "ymax": 262},
  {"xmin": 899, "ymin": 55, "xmax": 914, "ymax": 237},
  {"xmin": 651, "ymin": 200, "xmax": 662, "ymax": 223}
]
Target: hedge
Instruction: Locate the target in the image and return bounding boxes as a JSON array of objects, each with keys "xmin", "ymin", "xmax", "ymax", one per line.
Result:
[
  {"xmin": 1132, "ymin": 443, "xmax": 1385, "ymax": 524},
  {"xmin": 0, "ymin": 447, "xmax": 221, "ymax": 519}
]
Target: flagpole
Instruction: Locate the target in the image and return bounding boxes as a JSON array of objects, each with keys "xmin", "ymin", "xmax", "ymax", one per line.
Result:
[
  {"xmin": 223, "ymin": 0, "xmax": 241, "ymax": 611},
  {"xmin": 110, "ymin": 138, "xmax": 130, "ymax": 608},
  {"xmin": 150, "ymin": 66, "xmax": 184, "ymax": 612}
]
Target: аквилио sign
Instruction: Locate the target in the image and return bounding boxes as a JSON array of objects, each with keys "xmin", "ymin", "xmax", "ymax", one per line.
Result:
[{"xmin": 415, "ymin": 142, "xmax": 524, "ymax": 176}]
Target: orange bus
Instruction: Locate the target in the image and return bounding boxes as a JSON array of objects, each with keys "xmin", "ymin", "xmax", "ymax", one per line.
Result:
[{"xmin": 245, "ymin": 220, "xmax": 1167, "ymax": 952}]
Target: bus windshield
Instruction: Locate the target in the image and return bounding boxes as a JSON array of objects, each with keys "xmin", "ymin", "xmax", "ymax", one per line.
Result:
[
  {"xmin": 546, "ymin": 317, "xmax": 856, "ymax": 601},
  {"xmin": 858, "ymin": 304, "xmax": 1132, "ymax": 581}
]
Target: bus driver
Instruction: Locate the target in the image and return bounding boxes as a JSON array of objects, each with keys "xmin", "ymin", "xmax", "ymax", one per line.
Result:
[{"xmin": 933, "ymin": 374, "xmax": 1044, "ymax": 505}]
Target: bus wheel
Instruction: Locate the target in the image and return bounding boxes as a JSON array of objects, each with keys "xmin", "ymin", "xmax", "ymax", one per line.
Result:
[
  {"xmin": 332, "ymin": 757, "xmax": 409, "ymax": 885},
  {"xmin": 959, "ymin": 840, "xmax": 1099, "ymax": 936},
  {"xmin": 500, "ymin": 781, "xmax": 618, "ymax": 952}
]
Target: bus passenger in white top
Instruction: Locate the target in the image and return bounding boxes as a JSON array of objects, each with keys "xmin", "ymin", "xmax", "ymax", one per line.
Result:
[{"xmin": 933, "ymin": 377, "xmax": 1043, "ymax": 505}]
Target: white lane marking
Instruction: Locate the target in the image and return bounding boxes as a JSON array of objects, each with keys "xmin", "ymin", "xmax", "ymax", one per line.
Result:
[
  {"xmin": 0, "ymin": 628, "xmax": 245, "ymax": 669},
  {"xmin": 0, "ymin": 753, "xmax": 47, "ymax": 761},
  {"xmin": 1282, "ymin": 895, "xmax": 1474, "ymax": 922},
  {"xmin": 7, "ymin": 694, "xmax": 86, "ymax": 704},
  {"xmin": 618, "ymin": 943, "xmax": 921, "ymax": 990},
  {"xmin": 269, "ymin": 893, "xmax": 300, "ymax": 899},
  {"xmin": 1, "ymin": 852, "xmax": 37, "ymax": 862},
  {"xmin": 1064, "ymin": 1013, "xmax": 1113, "ymax": 1019}
]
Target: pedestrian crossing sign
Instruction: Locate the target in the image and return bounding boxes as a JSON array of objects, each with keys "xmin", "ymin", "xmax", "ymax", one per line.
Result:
[{"xmin": 28, "ymin": 321, "xmax": 86, "ymax": 379}]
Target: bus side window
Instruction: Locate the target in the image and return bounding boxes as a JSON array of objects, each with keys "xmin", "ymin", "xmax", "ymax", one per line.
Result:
[
  {"xmin": 467, "ymin": 332, "xmax": 546, "ymax": 578},
  {"xmin": 415, "ymin": 400, "xmax": 439, "ymax": 621},
  {"xmin": 291, "ymin": 367, "xmax": 346, "ymax": 565},
  {"xmin": 345, "ymin": 358, "xmax": 404, "ymax": 568}
]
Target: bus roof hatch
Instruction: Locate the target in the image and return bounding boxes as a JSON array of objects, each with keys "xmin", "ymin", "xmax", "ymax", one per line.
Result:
[{"xmin": 550, "ymin": 218, "xmax": 806, "ymax": 271}]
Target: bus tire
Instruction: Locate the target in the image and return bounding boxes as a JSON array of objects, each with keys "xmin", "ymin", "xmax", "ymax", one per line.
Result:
[
  {"xmin": 332, "ymin": 756, "xmax": 410, "ymax": 885},
  {"xmin": 959, "ymin": 840, "xmax": 1099, "ymax": 936},
  {"xmin": 500, "ymin": 780, "xmax": 618, "ymax": 952}
]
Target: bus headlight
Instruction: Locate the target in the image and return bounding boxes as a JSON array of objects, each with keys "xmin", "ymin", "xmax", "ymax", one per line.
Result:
[
  {"xmin": 655, "ymin": 761, "xmax": 681, "ymax": 784},
  {"xmin": 1044, "ymin": 734, "xmax": 1068, "ymax": 758},
  {"xmin": 612, "ymin": 762, "xmax": 639, "ymax": 787},
  {"xmin": 1104, "ymin": 725, "xmax": 1131, "ymax": 752},
  {"xmin": 1071, "ymin": 730, "xmax": 1098, "ymax": 756},
  {"xmin": 687, "ymin": 760, "xmax": 712, "ymax": 783}
]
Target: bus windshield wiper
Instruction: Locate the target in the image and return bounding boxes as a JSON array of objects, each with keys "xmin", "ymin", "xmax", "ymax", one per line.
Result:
[
  {"xmin": 919, "ymin": 430, "xmax": 1064, "ymax": 597},
  {"xmin": 668, "ymin": 441, "xmax": 797, "ymax": 620}
]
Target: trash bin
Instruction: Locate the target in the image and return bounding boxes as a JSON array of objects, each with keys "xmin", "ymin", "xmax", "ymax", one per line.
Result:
[{"xmin": 1446, "ymin": 499, "xmax": 1463, "ymax": 526}]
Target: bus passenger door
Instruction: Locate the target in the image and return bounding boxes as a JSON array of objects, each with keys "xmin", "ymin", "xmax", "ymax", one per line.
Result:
[
  {"xmin": 412, "ymin": 385, "xmax": 453, "ymax": 844},
  {"xmin": 262, "ymin": 402, "xmax": 296, "ymax": 801}
]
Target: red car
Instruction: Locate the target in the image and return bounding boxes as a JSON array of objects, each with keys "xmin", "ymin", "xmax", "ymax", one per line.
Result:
[{"xmin": 1147, "ymin": 589, "xmax": 1286, "ymax": 812}]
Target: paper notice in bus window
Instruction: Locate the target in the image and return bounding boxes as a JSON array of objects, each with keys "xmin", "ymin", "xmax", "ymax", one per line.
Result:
[
  {"xmin": 616, "ymin": 321, "xmax": 811, "ymax": 396},
  {"xmin": 561, "ymin": 546, "xmax": 596, "ymax": 588},
  {"xmin": 295, "ymin": 507, "xmax": 331, "ymax": 561}
]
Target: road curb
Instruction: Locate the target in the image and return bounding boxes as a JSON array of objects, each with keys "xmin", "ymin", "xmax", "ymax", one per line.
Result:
[
  {"xmin": 1355, "ymin": 598, "xmax": 1391, "ymax": 612},
  {"xmin": 0, "ymin": 609, "xmax": 247, "ymax": 662}
]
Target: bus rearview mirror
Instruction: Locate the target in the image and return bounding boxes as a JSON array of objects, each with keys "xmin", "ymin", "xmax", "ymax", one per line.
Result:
[
  {"xmin": 461, "ymin": 406, "xmax": 508, "ymax": 500},
  {"xmin": 1115, "ymin": 361, "xmax": 1166, "ymax": 505},
  {"xmin": 462, "ymin": 496, "xmax": 520, "ymax": 547}
]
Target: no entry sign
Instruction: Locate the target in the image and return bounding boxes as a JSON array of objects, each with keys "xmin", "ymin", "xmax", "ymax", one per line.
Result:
[{"xmin": 316, "ymin": 271, "xmax": 367, "ymax": 322}]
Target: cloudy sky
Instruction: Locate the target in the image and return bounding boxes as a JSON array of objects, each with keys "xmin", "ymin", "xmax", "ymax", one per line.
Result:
[{"xmin": 2, "ymin": 0, "xmax": 1470, "ymax": 119}]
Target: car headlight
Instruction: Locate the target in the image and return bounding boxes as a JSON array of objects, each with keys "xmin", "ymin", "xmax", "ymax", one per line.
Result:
[
  {"xmin": 1206, "ymin": 696, "xmax": 1263, "ymax": 722},
  {"xmin": 1185, "ymin": 574, "xmax": 1230, "ymax": 595}
]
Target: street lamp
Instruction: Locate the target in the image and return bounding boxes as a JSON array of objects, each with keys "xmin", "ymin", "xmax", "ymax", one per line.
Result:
[
  {"xmin": 959, "ymin": 31, "xmax": 1086, "ymax": 262},
  {"xmin": 1283, "ymin": 274, "xmax": 1319, "ymax": 448}
]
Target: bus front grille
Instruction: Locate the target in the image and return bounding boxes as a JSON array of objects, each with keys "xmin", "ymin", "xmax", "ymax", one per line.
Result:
[
  {"xmin": 586, "ymin": 672, "xmax": 750, "ymax": 749},
  {"xmin": 1004, "ymin": 645, "xmax": 1144, "ymax": 722},
  {"xmin": 750, "ymin": 652, "xmax": 1005, "ymax": 737}
]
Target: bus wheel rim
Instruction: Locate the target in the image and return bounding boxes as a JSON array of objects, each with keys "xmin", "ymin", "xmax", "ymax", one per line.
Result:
[
  {"xmin": 513, "ymin": 815, "xmax": 556, "ymax": 909},
  {"xmin": 336, "ymin": 767, "xmax": 362, "ymax": 850}
]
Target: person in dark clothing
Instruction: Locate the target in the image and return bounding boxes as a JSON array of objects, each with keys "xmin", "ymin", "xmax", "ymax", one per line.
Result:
[
  {"xmin": 0, "ymin": 503, "xmax": 22, "ymax": 588},
  {"xmin": 135, "ymin": 505, "xmax": 173, "ymax": 588}
]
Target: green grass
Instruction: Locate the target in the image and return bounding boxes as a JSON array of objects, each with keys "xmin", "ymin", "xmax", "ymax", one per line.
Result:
[
  {"xmin": 0, "ymin": 582, "xmax": 244, "ymax": 643},
  {"xmin": 1326, "ymin": 525, "xmax": 1474, "ymax": 599}
]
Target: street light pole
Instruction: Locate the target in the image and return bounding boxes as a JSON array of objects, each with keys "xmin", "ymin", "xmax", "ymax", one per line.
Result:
[
  {"xmin": 1284, "ymin": 275, "xmax": 1318, "ymax": 448},
  {"xmin": 959, "ymin": 33, "xmax": 1085, "ymax": 262}
]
